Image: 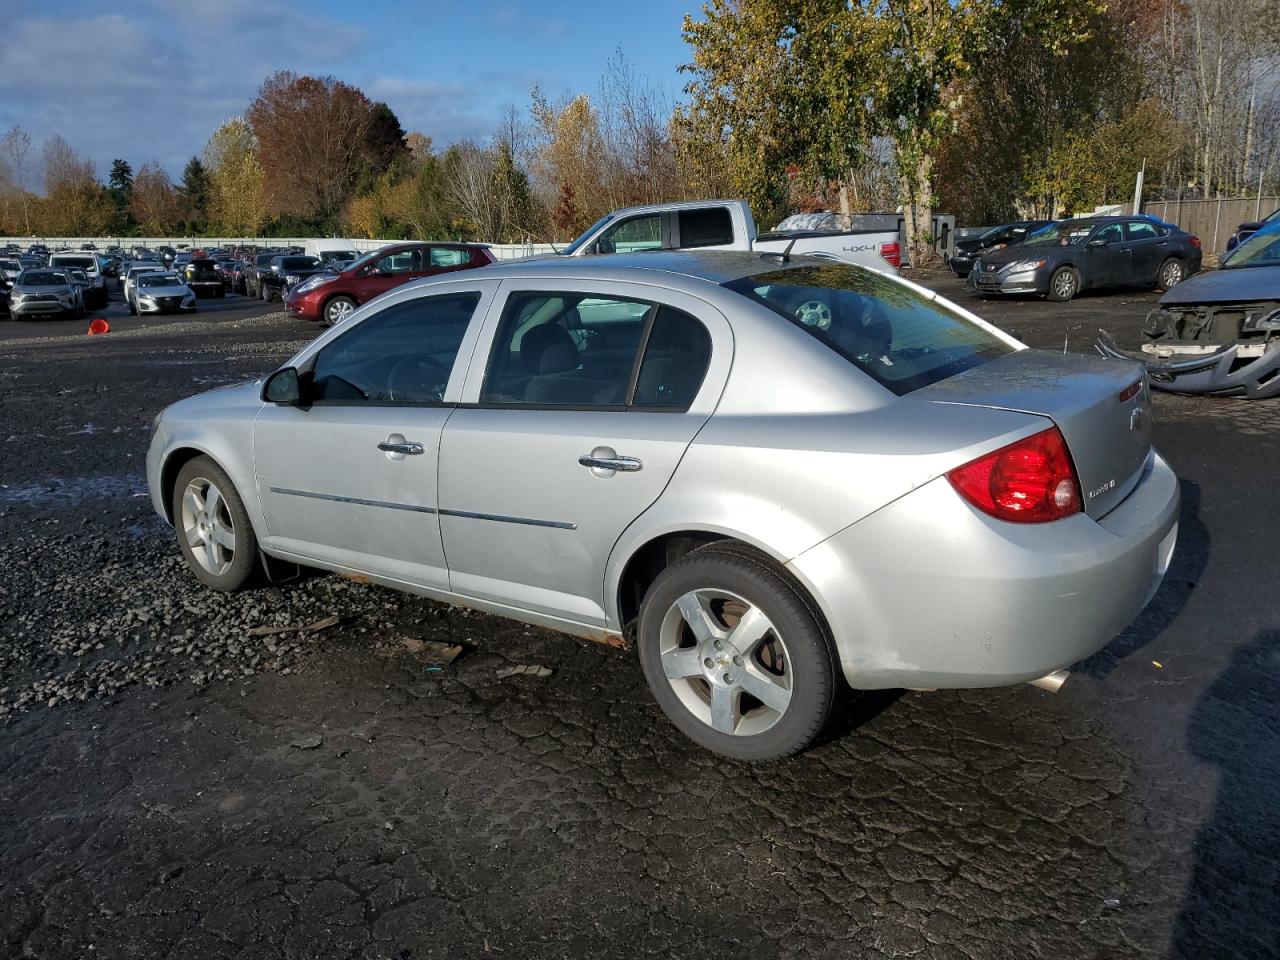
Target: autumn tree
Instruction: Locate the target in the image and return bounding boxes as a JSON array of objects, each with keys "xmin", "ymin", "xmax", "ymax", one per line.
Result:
[
  {"xmin": 131, "ymin": 162, "xmax": 181, "ymax": 234},
  {"xmin": 204, "ymin": 118, "xmax": 268, "ymax": 235},
  {"xmin": 41, "ymin": 135, "xmax": 112, "ymax": 235},
  {"xmin": 682, "ymin": 0, "xmax": 1103, "ymax": 262},
  {"xmin": 247, "ymin": 71, "xmax": 377, "ymax": 225},
  {"xmin": 531, "ymin": 90, "xmax": 609, "ymax": 236}
]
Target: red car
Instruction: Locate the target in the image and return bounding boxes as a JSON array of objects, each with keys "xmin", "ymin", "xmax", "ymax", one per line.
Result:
[{"xmin": 284, "ymin": 242, "xmax": 496, "ymax": 324}]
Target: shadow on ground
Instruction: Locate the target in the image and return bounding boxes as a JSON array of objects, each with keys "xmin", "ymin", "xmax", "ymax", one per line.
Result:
[{"xmin": 1170, "ymin": 629, "xmax": 1280, "ymax": 958}]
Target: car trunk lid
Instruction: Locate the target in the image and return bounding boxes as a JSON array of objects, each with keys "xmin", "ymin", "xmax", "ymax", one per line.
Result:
[{"xmin": 917, "ymin": 350, "xmax": 1151, "ymax": 519}]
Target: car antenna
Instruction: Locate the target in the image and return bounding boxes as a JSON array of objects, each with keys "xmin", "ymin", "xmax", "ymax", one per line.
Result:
[{"xmin": 765, "ymin": 236, "xmax": 801, "ymax": 264}]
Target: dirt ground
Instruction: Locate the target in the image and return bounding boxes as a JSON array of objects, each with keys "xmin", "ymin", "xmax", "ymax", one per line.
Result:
[{"xmin": 1, "ymin": 272, "xmax": 1277, "ymax": 959}]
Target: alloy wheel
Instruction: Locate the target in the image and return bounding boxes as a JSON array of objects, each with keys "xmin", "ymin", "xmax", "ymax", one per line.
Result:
[
  {"xmin": 1053, "ymin": 270, "xmax": 1076, "ymax": 299},
  {"xmin": 658, "ymin": 588, "xmax": 793, "ymax": 736},
  {"xmin": 180, "ymin": 477, "xmax": 236, "ymax": 576},
  {"xmin": 327, "ymin": 299, "xmax": 354, "ymax": 323},
  {"xmin": 1161, "ymin": 260, "xmax": 1184, "ymax": 287}
]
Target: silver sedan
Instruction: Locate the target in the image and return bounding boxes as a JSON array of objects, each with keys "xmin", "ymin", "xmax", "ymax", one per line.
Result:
[{"xmin": 147, "ymin": 251, "xmax": 1179, "ymax": 760}]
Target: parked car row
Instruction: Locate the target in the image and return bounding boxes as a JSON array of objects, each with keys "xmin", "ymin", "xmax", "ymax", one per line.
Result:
[{"xmin": 962, "ymin": 215, "xmax": 1202, "ymax": 301}]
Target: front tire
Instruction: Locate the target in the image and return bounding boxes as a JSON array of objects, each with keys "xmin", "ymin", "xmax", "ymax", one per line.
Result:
[
  {"xmin": 324, "ymin": 295, "xmax": 357, "ymax": 324},
  {"xmin": 171, "ymin": 455, "xmax": 257, "ymax": 591},
  {"xmin": 1047, "ymin": 266, "xmax": 1079, "ymax": 302},
  {"xmin": 637, "ymin": 544, "xmax": 836, "ymax": 760}
]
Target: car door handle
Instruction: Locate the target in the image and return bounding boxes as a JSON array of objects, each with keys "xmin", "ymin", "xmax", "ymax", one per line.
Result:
[
  {"xmin": 378, "ymin": 440, "xmax": 424, "ymax": 456},
  {"xmin": 578, "ymin": 453, "xmax": 642, "ymax": 472}
]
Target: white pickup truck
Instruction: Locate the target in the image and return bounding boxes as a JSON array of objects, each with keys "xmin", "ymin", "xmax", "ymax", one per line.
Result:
[{"xmin": 555, "ymin": 199, "xmax": 902, "ymax": 273}]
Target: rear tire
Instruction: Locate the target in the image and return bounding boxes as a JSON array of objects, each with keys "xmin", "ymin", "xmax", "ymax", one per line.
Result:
[
  {"xmin": 637, "ymin": 543, "xmax": 837, "ymax": 760},
  {"xmin": 1156, "ymin": 257, "xmax": 1185, "ymax": 291},
  {"xmin": 171, "ymin": 455, "xmax": 257, "ymax": 592},
  {"xmin": 1047, "ymin": 266, "xmax": 1079, "ymax": 302}
]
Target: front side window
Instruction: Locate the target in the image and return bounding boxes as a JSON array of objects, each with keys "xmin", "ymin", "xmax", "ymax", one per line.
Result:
[
  {"xmin": 597, "ymin": 215, "xmax": 662, "ymax": 254},
  {"xmin": 726, "ymin": 264, "xmax": 1013, "ymax": 395},
  {"xmin": 481, "ymin": 292, "xmax": 710, "ymax": 409},
  {"xmin": 1092, "ymin": 223, "xmax": 1124, "ymax": 245},
  {"xmin": 309, "ymin": 292, "xmax": 481, "ymax": 405}
]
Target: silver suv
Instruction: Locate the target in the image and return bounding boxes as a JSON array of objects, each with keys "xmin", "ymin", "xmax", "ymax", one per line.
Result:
[{"xmin": 147, "ymin": 251, "xmax": 1179, "ymax": 759}]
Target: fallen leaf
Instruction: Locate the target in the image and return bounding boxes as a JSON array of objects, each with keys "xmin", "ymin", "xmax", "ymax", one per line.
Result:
[
  {"xmin": 496, "ymin": 664, "xmax": 553, "ymax": 679},
  {"xmin": 1152, "ymin": 660, "xmax": 1163, "ymax": 669},
  {"xmin": 247, "ymin": 614, "xmax": 341, "ymax": 638},
  {"xmin": 291, "ymin": 734, "xmax": 323, "ymax": 750}
]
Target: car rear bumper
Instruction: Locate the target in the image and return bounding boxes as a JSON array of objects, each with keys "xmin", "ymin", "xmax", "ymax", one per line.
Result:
[{"xmin": 787, "ymin": 450, "xmax": 1180, "ymax": 689}]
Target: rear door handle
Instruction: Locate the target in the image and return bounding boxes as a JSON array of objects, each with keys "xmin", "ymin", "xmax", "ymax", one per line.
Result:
[{"xmin": 579, "ymin": 446, "xmax": 642, "ymax": 476}]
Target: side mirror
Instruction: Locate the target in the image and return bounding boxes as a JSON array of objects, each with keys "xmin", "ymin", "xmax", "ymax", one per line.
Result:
[
  {"xmin": 263, "ymin": 367, "xmax": 304, "ymax": 405},
  {"xmin": 1088, "ymin": 237, "xmax": 1108, "ymax": 247}
]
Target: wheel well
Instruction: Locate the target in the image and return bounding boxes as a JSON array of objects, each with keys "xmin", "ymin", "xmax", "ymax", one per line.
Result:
[
  {"xmin": 159, "ymin": 447, "xmax": 205, "ymax": 523},
  {"xmin": 616, "ymin": 531, "xmax": 839, "ymax": 657},
  {"xmin": 617, "ymin": 532, "xmax": 727, "ymax": 632}
]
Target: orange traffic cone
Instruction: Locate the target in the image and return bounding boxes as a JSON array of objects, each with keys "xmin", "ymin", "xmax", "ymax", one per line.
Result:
[{"xmin": 87, "ymin": 318, "xmax": 110, "ymax": 335}]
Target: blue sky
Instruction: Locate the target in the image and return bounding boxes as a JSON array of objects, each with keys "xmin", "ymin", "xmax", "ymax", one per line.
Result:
[{"xmin": 0, "ymin": 0, "xmax": 699, "ymax": 186}]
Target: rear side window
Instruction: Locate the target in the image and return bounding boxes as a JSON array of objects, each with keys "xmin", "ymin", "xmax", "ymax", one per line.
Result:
[
  {"xmin": 678, "ymin": 208, "xmax": 733, "ymax": 248},
  {"xmin": 1126, "ymin": 221, "xmax": 1161, "ymax": 240},
  {"xmin": 310, "ymin": 292, "xmax": 480, "ymax": 405},
  {"xmin": 633, "ymin": 308, "xmax": 711, "ymax": 407},
  {"xmin": 430, "ymin": 248, "xmax": 469, "ymax": 267},
  {"xmin": 726, "ymin": 265, "xmax": 1012, "ymax": 395},
  {"xmin": 481, "ymin": 292, "xmax": 710, "ymax": 410}
]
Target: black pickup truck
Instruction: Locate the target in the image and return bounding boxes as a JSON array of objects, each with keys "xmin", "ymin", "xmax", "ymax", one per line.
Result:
[
  {"xmin": 242, "ymin": 251, "xmax": 286, "ymax": 299},
  {"xmin": 258, "ymin": 255, "xmax": 324, "ymax": 303}
]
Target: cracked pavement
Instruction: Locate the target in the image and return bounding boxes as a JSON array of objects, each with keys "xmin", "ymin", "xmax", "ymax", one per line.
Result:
[{"xmin": 1, "ymin": 275, "xmax": 1277, "ymax": 959}]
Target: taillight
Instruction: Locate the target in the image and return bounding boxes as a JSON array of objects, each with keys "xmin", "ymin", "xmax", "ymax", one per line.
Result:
[
  {"xmin": 1188, "ymin": 236, "xmax": 1201, "ymax": 249},
  {"xmin": 878, "ymin": 241, "xmax": 901, "ymax": 269},
  {"xmin": 946, "ymin": 427, "xmax": 1081, "ymax": 523}
]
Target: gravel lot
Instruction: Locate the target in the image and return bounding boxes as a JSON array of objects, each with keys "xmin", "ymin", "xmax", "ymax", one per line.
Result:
[{"xmin": 1, "ymin": 274, "xmax": 1277, "ymax": 959}]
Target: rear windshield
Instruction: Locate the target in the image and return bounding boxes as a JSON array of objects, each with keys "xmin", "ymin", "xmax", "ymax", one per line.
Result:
[
  {"xmin": 52, "ymin": 255, "xmax": 95, "ymax": 269},
  {"xmin": 725, "ymin": 264, "xmax": 1014, "ymax": 395}
]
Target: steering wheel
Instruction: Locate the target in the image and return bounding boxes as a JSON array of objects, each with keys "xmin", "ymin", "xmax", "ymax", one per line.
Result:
[
  {"xmin": 794, "ymin": 299, "xmax": 833, "ymax": 331},
  {"xmin": 386, "ymin": 354, "xmax": 450, "ymax": 402}
]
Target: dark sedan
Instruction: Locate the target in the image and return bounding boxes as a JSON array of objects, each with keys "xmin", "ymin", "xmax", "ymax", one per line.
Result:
[
  {"xmin": 970, "ymin": 216, "xmax": 1202, "ymax": 301},
  {"xmin": 948, "ymin": 220, "xmax": 1052, "ymax": 276}
]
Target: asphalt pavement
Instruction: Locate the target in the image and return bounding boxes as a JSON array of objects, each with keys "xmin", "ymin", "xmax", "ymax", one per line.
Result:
[{"xmin": 0, "ymin": 272, "xmax": 1276, "ymax": 959}]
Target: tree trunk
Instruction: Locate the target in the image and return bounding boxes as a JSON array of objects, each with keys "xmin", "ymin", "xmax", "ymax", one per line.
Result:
[{"xmin": 903, "ymin": 151, "xmax": 935, "ymax": 267}]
